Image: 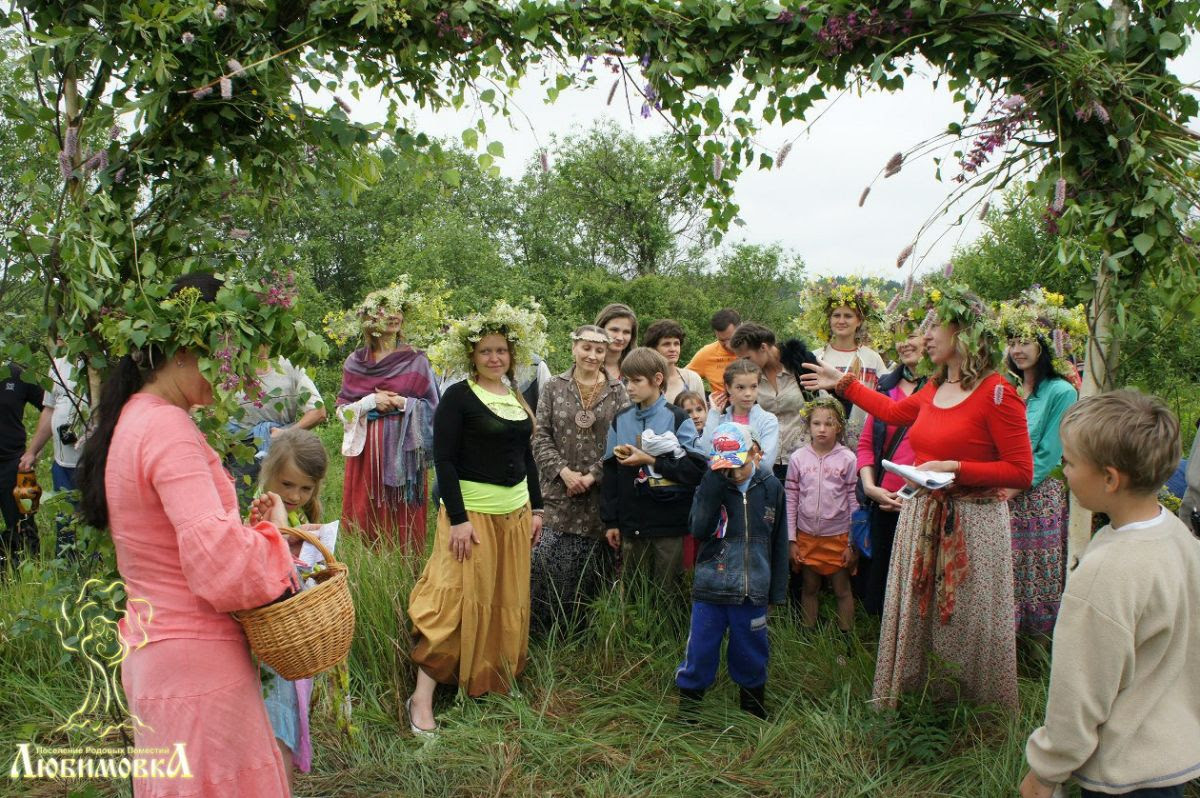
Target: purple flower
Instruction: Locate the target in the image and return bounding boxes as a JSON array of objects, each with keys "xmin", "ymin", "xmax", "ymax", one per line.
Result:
[
  {"xmin": 334, "ymin": 95, "xmax": 352, "ymax": 114},
  {"xmin": 896, "ymin": 243, "xmax": 914, "ymax": 269},
  {"xmin": 181, "ymin": 31, "xmax": 194, "ymax": 45},
  {"xmin": 640, "ymin": 102, "xmax": 651, "ymax": 119},
  {"xmin": 192, "ymin": 85, "xmax": 213, "ymax": 100},
  {"xmin": 1053, "ymin": 329, "xmax": 1065, "ymax": 358},
  {"xmin": 777, "ymin": 141, "xmax": 793, "ymax": 168},
  {"xmin": 219, "ymin": 76, "xmax": 232, "ymax": 99},
  {"xmin": 1000, "ymin": 94, "xmax": 1026, "ymax": 111},
  {"xmin": 993, "ymin": 384, "xmax": 1004, "ymax": 405},
  {"xmin": 885, "ymin": 294, "xmax": 900, "ymax": 313},
  {"xmin": 109, "ymin": 124, "xmax": 121, "ymax": 140},
  {"xmin": 942, "ymin": 261, "xmax": 954, "ymax": 278},
  {"xmin": 581, "ymin": 55, "xmax": 595, "ymax": 71},
  {"xmin": 919, "ymin": 308, "xmax": 937, "ymax": 333},
  {"xmin": 1050, "ymin": 178, "xmax": 1066, "ymax": 213},
  {"xmin": 84, "ymin": 150, "xmax": 109, "ymax": 173},
  {"xmin": 640, "ymin": 52, "xmax": 650, "ymax": 68},
  {"xmin": 606, "ymin": 78, "xmax": 619, "ymax": 106},
  {"xmin": 776, "ymin": 10, "xmax": 795, "ymax": 24},
  {"xmin": 978, "ymin": 200, "xmax": 990, "ymax": 220},
  {"xmin": 883, "ymin": 152, "xmax": 903, "ymax": 177},
  {"xmin": 214, "ymin": 3, "xmax": 227, "ymax": 21},
  {"xmin": 227, "ymin": 58, "xmax": 245, "ymax": 75},
  {"xmin": 65, "ymin": 126, "xmax": 79, "ymax": 158},
  {"xmin": 903, "ymin": 275, "xmax": 913, "ymax": 299},
  {"xmin": 539, "ymin": 151, "xmax": 550, "ymax": 173},
  {"xmin": 59, "ymin": 151, "xmax": 73, "ymax": 181},
  {"xmin": 858, "ymin": 186, "xmax": 870, "ymax": 207},
  {"xmin": 229, "ymin": 228, "xmax": 251, "ymax": 241},
  {"xmin": 1091, "ymin": 101, "xmax": 1109, "ymax": 124},
  {"xmin": 114, "ymin": 167, "xmax": 126, "ymax": 183}
]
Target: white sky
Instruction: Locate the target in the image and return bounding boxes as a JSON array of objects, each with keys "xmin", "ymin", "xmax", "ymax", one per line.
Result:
[{"xmin": 351, "ymin": 48, "xmax": 1200, "ymax": 282}]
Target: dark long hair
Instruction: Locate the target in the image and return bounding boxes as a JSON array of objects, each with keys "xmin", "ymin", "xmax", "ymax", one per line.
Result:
[
  {"xmin": 77, "ymin": 274, "xmax": 223, "ymax": 528},
  {"xmin": 1005, "ymin": 334, "xmax": 1063, "ymax": 398}
]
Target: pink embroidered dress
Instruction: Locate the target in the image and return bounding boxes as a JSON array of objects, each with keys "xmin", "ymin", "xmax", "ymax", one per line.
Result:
[{"xmin": 107, "ymin": 393, "xmax": 295, "ymax": 797}]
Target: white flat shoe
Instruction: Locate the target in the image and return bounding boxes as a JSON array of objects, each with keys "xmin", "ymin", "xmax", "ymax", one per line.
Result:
[{"xmin": 406, "ymin": 697, "xmax": 438, "ymax": 736}]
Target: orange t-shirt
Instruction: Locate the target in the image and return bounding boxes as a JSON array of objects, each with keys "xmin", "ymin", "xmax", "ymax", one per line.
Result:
[{"xmin": 684, "ymin": 341, "xmax": 737, "ymax": 393}]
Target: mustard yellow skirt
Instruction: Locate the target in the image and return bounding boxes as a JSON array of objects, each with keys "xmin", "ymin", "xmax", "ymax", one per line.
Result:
[{"xmin": 409, "ymin": 505, "xmax": 532, "ymax": 696}]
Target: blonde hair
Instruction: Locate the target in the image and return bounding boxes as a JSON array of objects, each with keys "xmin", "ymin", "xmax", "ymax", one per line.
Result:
[
  {"xmin": 1059, "ymin": 389, "xmax": 1180, "ymax": 494},
  {"xmin": 805, "ymin": 397, "xmax": 848, "ymax": 445},
  {"xmin": 934, "ymin": 326, "xmax": 1000, "ymax": 390},
  {"xmin": 258, "ymin": 428, "xmax": 329, "ymax": 523},
  {"xmin": 674, "ymin": 390, "xmax": 705, "ymax": 411}
]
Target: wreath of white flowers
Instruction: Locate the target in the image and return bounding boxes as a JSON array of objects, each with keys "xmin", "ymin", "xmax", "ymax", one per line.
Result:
[
  {"xmin": 322, "ymin": 276, "xmax": 449, "ymax": 349},
  {"xmin": 427, "ymin": 299, "xmax": 548, "ymax": 377}
]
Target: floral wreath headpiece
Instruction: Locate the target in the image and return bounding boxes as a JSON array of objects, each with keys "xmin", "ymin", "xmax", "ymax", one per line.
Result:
[
  {"xmin": 570, "ymin": 329, "xmax": 612, "ymax": 344},
  {"xmin": 794, "ymin": 277, "xmax": 884, "ymax": 346},
  {"xmin": 997, "ymin": 286, "xmax": 1087, "ymax": 378},
  {"xmin": 913, "ymin": 278, "xmax": 1002, "ymax": 370},
  {"xmin": 323, "ymin": 276, "xmax": 449, "ymax": 349},
  {"xmin": 802, "ymin": 396, "xmax": 847, "ymax": 423},
  {"xmin": 428, "ymin": 299, "xmax": 549, "ymax": 377}
]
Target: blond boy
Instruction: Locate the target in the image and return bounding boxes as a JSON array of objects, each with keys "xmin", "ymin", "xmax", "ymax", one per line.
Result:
[{"xmin": 1021, "ymin": 390, "xmax": 1200, "ymax": 798}]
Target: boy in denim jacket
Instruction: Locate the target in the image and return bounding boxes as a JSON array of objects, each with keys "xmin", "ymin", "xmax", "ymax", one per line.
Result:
[{"xmin": 675, "ymin": 423, "xmax": 790, "ymax": 719}]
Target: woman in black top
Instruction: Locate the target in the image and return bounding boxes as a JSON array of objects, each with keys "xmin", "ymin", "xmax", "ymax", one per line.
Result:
[{"xmin": 406, "ymin": 318, "xmax": 544, "ymax": 735}]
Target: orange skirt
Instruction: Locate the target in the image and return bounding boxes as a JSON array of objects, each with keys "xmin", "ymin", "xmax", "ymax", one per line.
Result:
[{"xmin": 794, "ymin": 531, "xmax": 852, "ymax": 576}]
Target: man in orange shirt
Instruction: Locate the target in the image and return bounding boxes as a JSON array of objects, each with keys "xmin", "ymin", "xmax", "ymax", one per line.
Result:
[{"xmin": 685, "ymin": 309, "xmax": 741, "ymax": 395}]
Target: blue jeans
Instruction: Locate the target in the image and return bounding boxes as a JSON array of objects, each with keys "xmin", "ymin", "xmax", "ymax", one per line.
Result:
[
  {"xmin": 51, "ymin": 462, "xmax": 78, "ymax": 555},
  {"xmin": 675, "ymin": 600, "xmax": 769, "ymax": 691}
]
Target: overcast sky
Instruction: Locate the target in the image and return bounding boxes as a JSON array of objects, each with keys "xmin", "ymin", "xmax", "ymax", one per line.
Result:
[{"xmin": 353, "ymin": 48, "xmax": 1200, "ymax": 282}]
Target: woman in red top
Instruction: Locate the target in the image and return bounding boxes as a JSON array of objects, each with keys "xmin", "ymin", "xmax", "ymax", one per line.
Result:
[{"xmin": 803, "ymin": 283, "xmax": 1032, "ymax": 712}]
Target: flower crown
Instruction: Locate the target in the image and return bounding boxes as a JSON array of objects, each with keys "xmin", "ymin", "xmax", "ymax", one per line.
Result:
[
  {"xmin": 427, "ymin": 299, "xmax": 549, "ymax": 377},
  {"xmin": 802, "ymin": 395, "xmax": 847, "ymax": 423},
  {"xmin": 914, "ymin": 278, "xmax": 1002, "ymax": 369},
  {"xmin": 997, "ymin": 286, "xmax": 1087, "ymax": 378},
  {"xmin": 323, "ymin": 276, "xmax": 449, "ymax": 349},
  {"xmin": 794, "ymin": 277, "xmax": 884, "ymax": 345}
]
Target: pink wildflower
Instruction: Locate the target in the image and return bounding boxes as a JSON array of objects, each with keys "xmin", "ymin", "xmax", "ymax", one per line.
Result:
[
  {"xmin": 885, "ymin": 294, "xmax": 900, "ymax": 314},
  {"xmin": 606, "ymin": 79, "xmax": 619, "ymax": 106},
  {"xmin": 942, "ymin": 261, "xmax": 954, "ymax": 278},
  {"xmin": 1053, "ymin": 329, "xmax": 1065, "ymax": 358},
  {"xmin": 214, "ymin": 3, "xmax": 227, "ymax": 21},
  {"xmin": 181, "ymin": 31, "xmax": 195, "ymax": 45},
  {"xmin": 334, "ymin": 95, "xmax": 352, "ymax": 114},
  {"xmin": 919, "ymin": 308, "xmax": 937, "ymax": 333},
  {"xmin": 227, "ymin": 58, "xmax": 244, "ymax": 76},
  {"xmin": 993, "ymin": 384, "xmax": 1004, "ymax": 405},
  {"xmin": 1000, "ymin": 94, "xmax": 1026, "ymax": 111},
  {"xmin": 903, "ymin": 275, "xmax": 913, "ymax": 299},
  {"xmin": 712, "ymin": 154, "xmax": 724, "ymax": 181},
  {"xmin": 229, "ymin": 228, "xmax": 251, "ymax": 241},
  {"xmin": 192, "ymin": 85, "xmax": 213, "ymax": 100},
  {"xmin": 114, "ymin": 167, "xmax": 126, "ymax": 183},
  {"xmin": 883, "ymin": 152, "xmax": 903, "ymax": 177},
  {"xmin": 539, "ymin": 151, "xmax": 550, "ymax": 173},
  {"xmin": 896, "ymin": 243, "xmax": 913, "ymax": 269},
  {"xmin": 1050, "ymin": 178, "xmax": 1066, "ymax": 213},
  {"xmin": 58, "ymin": 151, "xmax": 73, "ymax": 181},
  {"xmin": 777, "ymin": 141, "xmax": 793, "ymax": 168},
  {"xmin": 220, "ymin": 77, "xmax": 232, "ymax": 99},
  {"xmin": 84, "ymin": 150, "xmax": 109, "ymax": 173},
  {"xmin": 858, "ymin": 186, "xmax": 870, "ymax": 207},
  {"xmin": 65, "ymin": 126, "xmax": 79, "ymax": 158}
]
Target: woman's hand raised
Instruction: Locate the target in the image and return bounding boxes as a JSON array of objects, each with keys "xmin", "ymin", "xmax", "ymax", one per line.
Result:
[{"xmin": 799, "ymin": 359, "xmax": 844, "ymax": 393}]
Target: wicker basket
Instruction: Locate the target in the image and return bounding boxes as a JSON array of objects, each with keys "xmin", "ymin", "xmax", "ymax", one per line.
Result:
[{"xmin": 233, "ymin": 526, "xmax": 355, "ymax": 680}]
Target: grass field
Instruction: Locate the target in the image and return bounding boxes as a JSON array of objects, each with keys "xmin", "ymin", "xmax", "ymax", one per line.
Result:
[{"xmin": 3, "ymin": 423, "xmax": 1198, "ymax": 798}]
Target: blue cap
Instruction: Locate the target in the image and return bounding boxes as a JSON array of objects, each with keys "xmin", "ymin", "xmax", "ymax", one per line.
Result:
[{"xmin": 709, "ymin": 422, "xmax": 754, "ymax": 470}]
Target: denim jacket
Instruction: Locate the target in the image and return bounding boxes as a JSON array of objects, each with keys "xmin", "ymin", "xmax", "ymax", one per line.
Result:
[{"xmin": 689, "ymin": 467, "xmax": 790, "ymax": 606}]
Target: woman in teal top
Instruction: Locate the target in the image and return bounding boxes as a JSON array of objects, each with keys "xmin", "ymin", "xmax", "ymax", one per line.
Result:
[{"xmin": 1004, "ymin": 336, "xmax": 1077, "ymax": 635}]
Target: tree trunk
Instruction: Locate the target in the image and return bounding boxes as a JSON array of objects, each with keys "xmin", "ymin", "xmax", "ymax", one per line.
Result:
[{"xmin": 1066, "ymin": 263, "xmax": 1118, "ymax": 568}]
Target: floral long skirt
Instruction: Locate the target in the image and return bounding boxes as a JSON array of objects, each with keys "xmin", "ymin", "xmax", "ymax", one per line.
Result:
[
  {"xmin": 873, "ymin": 494, "xmax": 1018, "ymax": 713},
  {"xmin": 1008, "ymin": 477, "xmax": 1067, "ymax": 635}
]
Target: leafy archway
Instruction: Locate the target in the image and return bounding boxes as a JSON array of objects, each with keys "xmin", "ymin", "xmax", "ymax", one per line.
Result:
[{"xmin": 4, "ymin": 0, "xmax": 1199, "ymax": 545}]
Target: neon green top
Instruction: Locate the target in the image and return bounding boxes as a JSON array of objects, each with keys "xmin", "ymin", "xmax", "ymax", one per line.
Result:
[{"xmin": 458, "ymin": 381, "xmax": 530, "ymax": 515}]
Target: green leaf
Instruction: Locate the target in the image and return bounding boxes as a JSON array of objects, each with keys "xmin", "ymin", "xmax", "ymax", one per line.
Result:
[
  {"xmin": 461, "ymin": 128, "xmax": 479, "ymax": 149},
  {"xmin": 441, "ymin": 168, "xmax": 461, "ymax": 187},
  {"xmin": 487, "ymin": 141, "xmax": 504, "ymax": 158},
  {"xmin": 1132, "ymin": 233, "xmax": 1156, "ymax": 255},
  {"xmin": 1158, "ymin": 31, "xmax": 1183, "ymax": 51}
]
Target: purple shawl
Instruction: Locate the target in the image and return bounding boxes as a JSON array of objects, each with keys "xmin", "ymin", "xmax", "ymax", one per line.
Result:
[{"xmin": 338, "ymin": 347, "xmax": 438, "ymax": 503}]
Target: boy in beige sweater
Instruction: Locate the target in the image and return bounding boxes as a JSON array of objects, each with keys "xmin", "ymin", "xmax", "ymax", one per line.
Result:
[{"xmin": 1021, "ymin": 390, "xmax": 1200, "ymax": 798}]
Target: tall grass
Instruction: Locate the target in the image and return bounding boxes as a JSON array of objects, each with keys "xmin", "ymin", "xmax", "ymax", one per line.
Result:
[{"xmin": 2, "ymin": 422, "xmax": 1196, "ymax": 797}]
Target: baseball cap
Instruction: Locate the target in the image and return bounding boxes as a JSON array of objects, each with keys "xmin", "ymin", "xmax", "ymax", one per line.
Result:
[{"xmin": 708, "ymin": 422, "xmax": 756, "ymax": 470}]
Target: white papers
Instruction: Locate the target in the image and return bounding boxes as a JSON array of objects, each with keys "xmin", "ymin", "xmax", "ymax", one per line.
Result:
[
  {"xmin": 298, "ymin": 520, "xmax": 339, "ymax": 568},
  {"xmin": 882, "ymin": 459, "xmax": 955, "ymax": 491}
]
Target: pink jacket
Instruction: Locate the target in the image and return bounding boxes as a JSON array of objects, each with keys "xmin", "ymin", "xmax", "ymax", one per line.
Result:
[
  {"xmin": 107, "ymin": 393, "xmax": 295, "ymax": 646},
  {"xmin": 785, "ymin": 443, "xmax": 858, "ymax": 540}
]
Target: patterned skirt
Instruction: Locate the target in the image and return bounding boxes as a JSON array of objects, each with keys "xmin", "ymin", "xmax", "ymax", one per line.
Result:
[
  {"xmin": 873, "ymin": 494, "xmax": 1018, "ymax": 712},
  {"xmin": 1008, "ymin": 477, "xmax": 1067, "ymax": 635},
  {"xmin": 529, "ymin": 526, "xmax": 615, "ymax": 636}
]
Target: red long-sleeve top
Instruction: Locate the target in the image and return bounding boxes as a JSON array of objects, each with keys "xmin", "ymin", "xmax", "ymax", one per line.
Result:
[{"xmin": 842, "ymin": 372, "xmax": 1033, "ymax": 489}]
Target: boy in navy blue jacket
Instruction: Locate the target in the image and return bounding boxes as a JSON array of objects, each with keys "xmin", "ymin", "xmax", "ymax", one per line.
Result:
[{"xmin": 676, "ymin": 422, "xmax": 790, "ymax": 719}]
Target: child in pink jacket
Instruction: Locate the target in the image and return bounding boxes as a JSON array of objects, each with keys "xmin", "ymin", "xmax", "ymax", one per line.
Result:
[{"xmin": 785, "ymin": 399, "xmax": 859, "ymax": 632}]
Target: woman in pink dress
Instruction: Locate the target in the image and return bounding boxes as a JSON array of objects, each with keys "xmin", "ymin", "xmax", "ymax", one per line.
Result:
[{"xmin": 77, "ymin": 275, "xmax": 297, "ymax": 797}]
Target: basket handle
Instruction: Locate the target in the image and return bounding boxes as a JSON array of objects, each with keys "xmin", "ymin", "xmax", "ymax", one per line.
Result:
[{"xmin": 279, "ymin": 525, "xmax": 338, "ymax": 567}]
